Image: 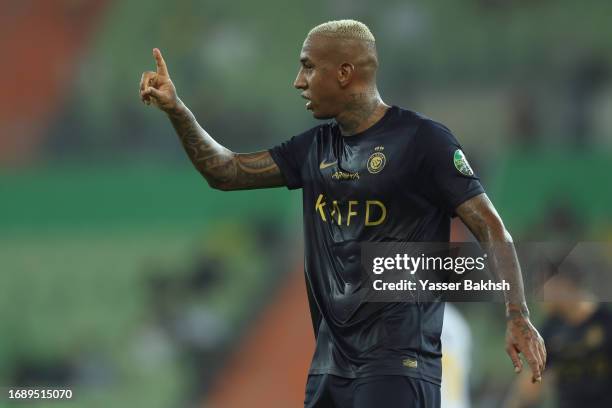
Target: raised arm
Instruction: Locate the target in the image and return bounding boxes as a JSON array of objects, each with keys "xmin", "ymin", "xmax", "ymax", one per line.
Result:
[
  {"xmin": 139, "ymin": 48, "xmax": 284, "ymax": 190},
  {"xmin": 456, "ymin": 193, "xmax": 546, "ymax": 383}
]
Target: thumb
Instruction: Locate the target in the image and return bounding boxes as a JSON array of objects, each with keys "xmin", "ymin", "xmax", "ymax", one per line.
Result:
[{"xmin": 506, "ymin": 344, "xmax": 523, "ymax": 374}]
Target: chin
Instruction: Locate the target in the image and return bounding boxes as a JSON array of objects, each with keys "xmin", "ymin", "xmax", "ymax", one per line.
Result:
[{"xmin": 311, "ymin": 109, "xmax": 334, "ymax": 120}]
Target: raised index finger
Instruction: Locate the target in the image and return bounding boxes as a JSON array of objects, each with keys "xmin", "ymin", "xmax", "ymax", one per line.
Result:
[{"xmin": 153, "ymin": 48, "xmax": 169, "ymax": 76}]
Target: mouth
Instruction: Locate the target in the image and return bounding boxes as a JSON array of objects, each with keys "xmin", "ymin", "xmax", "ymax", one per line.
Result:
[{"xmin": 301, "ymin": 94, "xmax": 312, "ymax": 109}]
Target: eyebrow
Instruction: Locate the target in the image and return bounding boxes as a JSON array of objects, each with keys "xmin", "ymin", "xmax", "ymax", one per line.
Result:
[{"xmin": 300, "ymin": 57, "xmax": 311, "ymax": 64}]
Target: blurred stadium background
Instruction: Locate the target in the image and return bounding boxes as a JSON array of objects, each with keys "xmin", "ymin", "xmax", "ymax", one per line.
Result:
[{"xmin": 1, "ymin": 0, "xmax": 611, "ymax": 407}]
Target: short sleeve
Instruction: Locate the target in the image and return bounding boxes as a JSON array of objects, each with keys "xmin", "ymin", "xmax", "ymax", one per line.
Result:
[
  {"xmin": 417, "ymin": 119, "xmax": 485, "ymax": 213},
  {"xmin": 268, "ymin": 126, "xmax": 318, "ymax": 190}
]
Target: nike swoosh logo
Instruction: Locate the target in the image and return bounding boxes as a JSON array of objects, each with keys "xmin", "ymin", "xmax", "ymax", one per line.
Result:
[{"xmin": 319, "ymin": 160, "xmax": 338, "ymax": 170}]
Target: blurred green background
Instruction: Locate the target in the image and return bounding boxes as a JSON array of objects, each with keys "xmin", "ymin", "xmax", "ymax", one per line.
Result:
[{"xmin": 1, "ymin": 0, "xmax": 611, "ymax": 407}]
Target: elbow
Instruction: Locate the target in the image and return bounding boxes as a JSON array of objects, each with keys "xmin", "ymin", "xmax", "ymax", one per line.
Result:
[
  {"xmin": 205, "ymin": 177, "xmax": 233, "ymax": 191},
  {"xmin": 502, "ymin": 227, "xmax": 514, "ymax": 243},
  {"xmin": 472, "ymin": 213, "xmax": 511, "ymax": 243},
  {"xmin": 214, "ymin": 183, "xmax": 233, "ymax": 192},
  {"xmin": 202, "ymin": 151, "xmax": 237, "ymax": 191}
]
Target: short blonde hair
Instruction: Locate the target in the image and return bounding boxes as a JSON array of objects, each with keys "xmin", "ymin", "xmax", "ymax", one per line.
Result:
[{"xmin": 308, "ymin": 19, "xmax": 375, "ymax": 42}]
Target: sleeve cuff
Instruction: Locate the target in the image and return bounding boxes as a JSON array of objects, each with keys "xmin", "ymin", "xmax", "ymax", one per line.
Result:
[
  {"xmin": 268, "ymin": 148, "xmax": 302, "ymax": 190},
  {"xmin": 449, "ymin": 186, "xmax": 485, "ymax": 217}
]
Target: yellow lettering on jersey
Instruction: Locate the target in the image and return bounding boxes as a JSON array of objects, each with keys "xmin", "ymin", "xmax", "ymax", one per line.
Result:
[
  {"xmin": 365, "ymin": 200, "xmax": 387, "ymax": 226},
  {"xmin": 331, "ymin": 200, "xmax": 342, "ymax": 225},
  {"xmin": 347, "ymin": 201, "xmax": 358, "ymax": 226},
  {"xmin": 315, "ymin": 194, "xmax": 327, "ymax": 222}
]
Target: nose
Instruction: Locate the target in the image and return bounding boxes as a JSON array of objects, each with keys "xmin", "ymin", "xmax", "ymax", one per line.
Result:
[{"xmin": 294, "ymin": 68, "xmax": 306, "ymax": 90}]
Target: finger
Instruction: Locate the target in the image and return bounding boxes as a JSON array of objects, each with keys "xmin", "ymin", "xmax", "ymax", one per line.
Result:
[
  {"xmin": 524, "ymin": 347, "xmax": 542, "ymax": 383},
  {"xmin": 143, "ymin": 86, "xmax": 164, "ymax": 100},
  {"xmin": 140, "ymin": 72, "xmax": 156, "ymax": 103},
  {"xmin": 538, "ymin": 340, "xmax": 547, "ymax": 371},
  {"xmin": 140, "ymin": 73, "xmax": 148, "ymax": 101},
  {"xmin": 140, "ymin": 93, "xmax": 151, "ymax": 105},
  {"xmin": 506, "ymin": 344, "xmax": 523, "ymax": 374},
  {"xmin": 153, "ymin": 48, "xmax": 169, "ymax": 77},
  {"xmin": 140, "ymin": 71, "xmax": 155, "ymax": 91},
  {"xmin": 541, "ymin": 338, "xmax": 547, "ymax": 368},
  {"xmin": 534, "ymin": 341, "xmax": 544, "ymax": 370}
]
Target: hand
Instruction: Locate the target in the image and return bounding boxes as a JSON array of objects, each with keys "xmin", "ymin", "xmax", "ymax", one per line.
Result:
[
  {"xmin": 505, "ymin": 314, "xmax": 547, "ymax": 383},
  {"xmin": 139, "ymin": 48, "xmax": 179, "ymax": 112}
]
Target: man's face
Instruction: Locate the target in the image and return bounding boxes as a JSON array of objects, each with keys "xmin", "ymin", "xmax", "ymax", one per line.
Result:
[
  {"xmin": 541, "ymin": 275, "xmax": 581, "ymax": 315},
  {"xmin": 293, "ymin": 35, "xmax": 343, "ymax": 119}
]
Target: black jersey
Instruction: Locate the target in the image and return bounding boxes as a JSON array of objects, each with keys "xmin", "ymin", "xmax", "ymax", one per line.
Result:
[
  {"xmin": 541, "ymin": 306, "xmax": 612, "ymax": 408},
  {"xmin": 269, "ymin": 106, "xmax": 484, "ymax": 384}
]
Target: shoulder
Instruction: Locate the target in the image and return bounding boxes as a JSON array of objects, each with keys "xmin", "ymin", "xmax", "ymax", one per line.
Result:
[
  {"xmin": 416, "ymin": 118, "xmax": 455, "ymax": 144},
  {"xmin": 392, "ymin": 107, "xmax": 456, "ymax": 143},
  {"xmin": 583, "ymin": 307, "xmax": 612, "ymax": 350},
  {"xmin": 396, "ymin": 112, "xmax": 460, "ymax": 156}
]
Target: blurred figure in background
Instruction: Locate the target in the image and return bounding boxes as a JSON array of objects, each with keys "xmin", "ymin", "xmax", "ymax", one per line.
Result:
[
  {"xmin": 441, "ymin": 304, "xmax": 472, "ymax": 408},
  {"xmin": 504, "ymin": 264, "xmax": 612, "ymax": 408}
]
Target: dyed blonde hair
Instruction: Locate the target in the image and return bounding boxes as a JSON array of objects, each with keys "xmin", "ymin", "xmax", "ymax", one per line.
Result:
[{"xmin": 307, "ymin": 19, "xmax": 375, "ymax": 42}]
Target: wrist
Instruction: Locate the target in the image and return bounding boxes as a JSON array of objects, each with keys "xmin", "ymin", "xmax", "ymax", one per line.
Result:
[
  {"xmin": 165, "ymin": 97, "xmax": 186, "ymax": 117},
  {"xmin": 505, "ymin": 302, "xmax": 530, "ymax": 320}
]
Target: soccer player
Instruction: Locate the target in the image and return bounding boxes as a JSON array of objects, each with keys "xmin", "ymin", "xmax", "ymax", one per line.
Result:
[
  {"xmin": 504, "ymin": 266, "xmax": 612, "ymax": 408},
  {"xmin": 140, "ymin": 19, "xmax": 546, "ymax": 408}
]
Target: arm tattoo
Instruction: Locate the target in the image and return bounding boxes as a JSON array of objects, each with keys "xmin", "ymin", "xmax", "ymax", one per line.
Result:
[
  {"xmin": 456, "ymin": 193, "xmax": 530, "ymax": 317},
  {"xmin": 166, "ymin": 101, "xmax": 284, "ymax": 190}
]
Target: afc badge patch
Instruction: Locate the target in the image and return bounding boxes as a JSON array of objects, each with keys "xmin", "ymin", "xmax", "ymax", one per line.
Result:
[{"xmin": 453, "ymin": 149, "xmax": 474, "ymax": 176}]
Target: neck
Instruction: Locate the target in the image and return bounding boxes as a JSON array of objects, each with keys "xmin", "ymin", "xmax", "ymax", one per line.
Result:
[{"xmin": 335, "ymin": 89, "xmax": 389, "ymax": 136}]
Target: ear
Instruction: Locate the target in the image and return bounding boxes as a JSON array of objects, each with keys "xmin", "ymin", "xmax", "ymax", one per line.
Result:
[{"xmin": 337, "ymin": 62, "xmax": 355, "ymax": 87}]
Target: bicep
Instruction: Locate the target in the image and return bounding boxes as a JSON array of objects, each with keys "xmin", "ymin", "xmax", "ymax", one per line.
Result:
[{"xmin": 223, "ymin": 150, "xmax": 285, "ymax": 190}]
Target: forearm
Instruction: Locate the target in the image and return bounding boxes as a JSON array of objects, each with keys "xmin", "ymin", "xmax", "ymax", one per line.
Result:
[
  {"xmin": 166, "ymin": 99, "xmax": 237, "ymax": 189},
  {"xmin": 476, "ymin": 223, "xmax": 529, "ymax": 317},
  {"xmin": 457, "ymin": 194, "xmax": 529, "ymax": 317}
]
